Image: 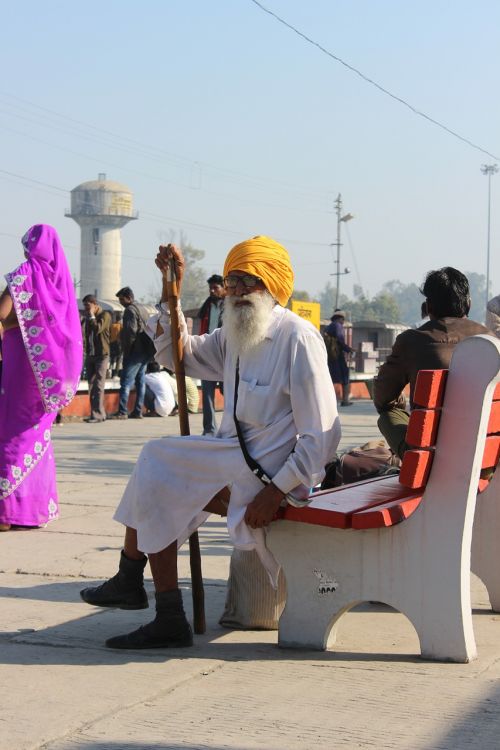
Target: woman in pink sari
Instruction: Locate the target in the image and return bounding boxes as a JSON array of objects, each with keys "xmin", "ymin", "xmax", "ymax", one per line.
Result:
[{"xmin": 0, "ymin": 224, "xmax": 82, "ymax": 530}]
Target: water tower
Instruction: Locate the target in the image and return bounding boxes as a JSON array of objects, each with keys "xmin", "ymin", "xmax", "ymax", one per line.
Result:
[{"xmin": 66, "ymin": 173, "xmax": 138, "ymax": 301}]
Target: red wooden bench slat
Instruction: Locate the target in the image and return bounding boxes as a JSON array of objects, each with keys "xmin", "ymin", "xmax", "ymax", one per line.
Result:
[
  {"xmin": 351, "ymin": 493, "xmax": 423, "ymax": 530},
  {"xmin": 399, "ymin": 449, "xmax": 433, "ymax": 489},
  {"xmin": 482, "ymin": 435, "xmax": 500, "ymax": 469},
  {"xmin": 487, "ymin": 400, "xmax": 500, "ymax": 434},
  {"xmin": 406, "ymin": 408, "xmax": 441, "ymax": 448},
  {"xmin": 413, "ymin": 369, "xmax": 448, "ymax": 409},
  {"xmin": 277, "ymin": 365, "xmax": 500, "ymax": 534},
  {"xmin": 280, "ymin": 476, "xmax": 413, "ymax": 530}
]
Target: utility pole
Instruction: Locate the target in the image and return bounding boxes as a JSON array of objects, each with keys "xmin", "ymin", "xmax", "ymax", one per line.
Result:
[
  {"xmin": 481, "ymin": 164, "xmax": 498, "ymax": 310},
  {"xmin": 330, "ymin": 193, "xmax": 354, "ymax": 309}
]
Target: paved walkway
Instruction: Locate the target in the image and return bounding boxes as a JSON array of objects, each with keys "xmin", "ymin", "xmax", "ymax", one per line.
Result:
[{"xmin": 2, "ymin": 404, "xmax": 500, "ymax": 750}]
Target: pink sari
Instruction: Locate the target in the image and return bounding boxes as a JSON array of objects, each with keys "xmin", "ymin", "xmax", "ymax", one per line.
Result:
[{"xmin": 0, "ymin": 225, "xmax": 83, "ymax": 527}]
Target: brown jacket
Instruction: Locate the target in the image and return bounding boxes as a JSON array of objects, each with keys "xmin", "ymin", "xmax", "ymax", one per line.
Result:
[
  {"xmin": 374, "ymin": 317, "xmax": 489, "ymax": 412},
  {"xmin": 82, "ymin": 307, "xmax": 112, "ymax": 358}
]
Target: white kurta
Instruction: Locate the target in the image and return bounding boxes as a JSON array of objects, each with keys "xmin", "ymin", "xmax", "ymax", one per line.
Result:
[{"xmin": 115, "ymin": 303, "xmax": 340, "ymax": 584}]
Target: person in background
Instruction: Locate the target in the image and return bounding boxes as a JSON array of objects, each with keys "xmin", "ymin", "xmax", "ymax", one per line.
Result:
[
  {"xmin": 325, "ymin": 309, "xmax": 354, "ymax": 407},
  {"xmin": 82, "ymin": 294, "xmax": 111, "ymax": 423},
  {"xmin": 109, "ymin": 311, "xmax": 123, "ymax": 377},
  {"xmin": 112, "ymin": 287, "xmax": 150, "ymax": 419},
  {"xmin": 374, "ymin": 267, "xmax": 489, "ymax": 458},
  {"xmin": 486, "ymin": 294, "xmax": 500, "ymax": 338},
  {"xmin": 144, "ymin": 361, "xmax": 176, "ymax": 417},
  {"xmin": 0, "ymin": 224, "xmax": 82, "ymax": 531},
  {"xmin": 163, "ymin": 370, "xmax": 200, "ymax": 415},
  {"xmin": 197, "ymin": 274, "xmax": 225, "ymax": 434}
]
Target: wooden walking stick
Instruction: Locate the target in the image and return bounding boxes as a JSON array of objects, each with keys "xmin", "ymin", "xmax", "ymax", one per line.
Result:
[{"xmin": 165, "ymin": 250, "xmax": 206, "ymax": 635}]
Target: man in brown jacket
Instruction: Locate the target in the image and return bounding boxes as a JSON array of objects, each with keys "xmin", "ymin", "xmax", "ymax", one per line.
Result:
[
  {"xmin": 374, "ymin": 267, "xmax": 489, "ymax": 458},
  {"xmin": 82, "ymin": 295, "xmax": 112, "ymax": 423}
]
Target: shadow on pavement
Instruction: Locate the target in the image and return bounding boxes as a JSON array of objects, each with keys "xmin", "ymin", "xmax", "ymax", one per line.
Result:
[
  {"xmin": 422, "ymin": 681, "xmax": 500, "ymax": 749},
  {"xmin": 0, "ymin": 578, "xmax": 228, "ymax": 603}
]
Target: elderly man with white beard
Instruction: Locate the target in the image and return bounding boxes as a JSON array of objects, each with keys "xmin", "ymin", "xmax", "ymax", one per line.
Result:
[{"xmin": 80, "ymin": 236, "xmax": 341, "ymax": 649}]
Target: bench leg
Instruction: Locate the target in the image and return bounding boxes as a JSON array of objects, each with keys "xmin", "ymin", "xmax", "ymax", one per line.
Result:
[
  {"xmin": 398, "ymin": 570, "xmax": 476, "ymax": 663},
  {"xmin": 278, "ymin": 592, "xmax": 357, "ymax": 651},
  {"xmin": 472, "ymin": 476, "xmax": 500, "ymax": 612}
]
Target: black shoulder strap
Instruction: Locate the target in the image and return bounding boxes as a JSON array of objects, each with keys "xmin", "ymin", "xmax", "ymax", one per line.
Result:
[{"xmin": 232, "ymin": 360, "xmax": 311, "ymax": 509}]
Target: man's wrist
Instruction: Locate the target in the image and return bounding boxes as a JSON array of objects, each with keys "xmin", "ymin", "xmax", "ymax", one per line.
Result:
[{"xmin": 269, "ymin": 482, "xmax": 286, "ymax": 501}]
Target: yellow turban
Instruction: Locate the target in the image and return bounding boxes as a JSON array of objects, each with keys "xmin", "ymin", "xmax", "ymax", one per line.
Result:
[{"xmin": 223, "ymin": 235, "xmax": 294, "ymax": 307}]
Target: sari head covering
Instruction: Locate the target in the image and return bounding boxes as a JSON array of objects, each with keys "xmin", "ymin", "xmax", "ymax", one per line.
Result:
[
  {"xmin": 5, "ymin": 224, "xmax": 83, "ymax": 412},
  {"xmin": 223, "ymin": 235, "xmax": 294, "ymax": 307}
]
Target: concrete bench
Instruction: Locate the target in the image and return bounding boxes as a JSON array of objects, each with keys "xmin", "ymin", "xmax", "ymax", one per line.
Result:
[{"xmin": 267, "ymin": 334, "xmax": 500, "ymax": 662}]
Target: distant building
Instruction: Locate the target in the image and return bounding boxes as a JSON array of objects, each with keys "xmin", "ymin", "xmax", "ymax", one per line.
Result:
[
  {"xmin": 352, "ymin": 320, "xmax": 408, "ymax": 364},
  {"xmin": 66, "ymin": 173, "xmax": 137, "ymax": 304}
]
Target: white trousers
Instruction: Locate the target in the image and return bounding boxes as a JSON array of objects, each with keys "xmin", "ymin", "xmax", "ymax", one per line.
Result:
[{"xmin": 114, "ymin": 435, "xmax": 281, "ymax": 585}]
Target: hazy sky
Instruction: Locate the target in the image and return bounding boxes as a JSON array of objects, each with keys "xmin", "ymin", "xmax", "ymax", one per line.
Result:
[{"xmin": 1, "ymin": 0, "xmax": 499, "ymax": 306}]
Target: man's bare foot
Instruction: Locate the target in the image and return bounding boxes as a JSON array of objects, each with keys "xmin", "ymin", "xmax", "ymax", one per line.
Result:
[{"xmin": 0, "ymin": 524, "xmax": 11, "ymax": 531}]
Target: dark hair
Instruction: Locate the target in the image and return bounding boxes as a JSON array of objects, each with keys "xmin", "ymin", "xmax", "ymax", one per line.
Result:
[
  {"xmin": 82, "ymin": 294, "xmax": 97, "ymax": 304},
  {"xmin": 207, "ymin": 274, "xmax": 224, "ymax": 286},
  {"xmin": 116, "ymin": 286, "xmax": 134, "ymax": 300},
  {"xmin": 147, "ymin": 361, "xmax": 161, "ymax": 373},
  {"xmin": 420, "ymin": 267, "xmax": 470, "ymax": 318}
]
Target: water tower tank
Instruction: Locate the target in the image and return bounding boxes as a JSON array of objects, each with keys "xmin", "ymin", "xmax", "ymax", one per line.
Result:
[{"xmin": 66, "ymin": 173, "xmax": 138, "ymax": 302}]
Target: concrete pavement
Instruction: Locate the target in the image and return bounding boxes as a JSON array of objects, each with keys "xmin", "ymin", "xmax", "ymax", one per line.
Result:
[{"xmin": 2, "ymin": 404, "xmax": 500, "ymax": 750}]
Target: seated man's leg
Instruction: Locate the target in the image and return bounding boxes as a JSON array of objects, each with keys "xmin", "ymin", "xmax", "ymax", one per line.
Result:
[
  {"xmin": 377, "ymin": 407, "xmax": 410, "ymax": 459},
  {"xmin": 144, "ymin": 384, "xmax": 156, "ymax": 414},
  {"xmin": 80, "ymin": 435, "xmax": 243, "ymax": 649},
  {"xmin": 81, "ymin": 527, "xmax": 192, "ymax": 649},
  {"xmin": 106, "ymin": 539, "xmax": 193, "ymax": 650},
  {"xmin": 80, "ymin": 526, "xmax": 149, "ymax": 609}
]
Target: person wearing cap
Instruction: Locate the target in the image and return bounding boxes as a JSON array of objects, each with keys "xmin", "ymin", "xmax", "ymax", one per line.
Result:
[
  {"xmin": 197, "ymin": 273, "xmax": 225, "ymax": 435},
  {"xmin": 325, "ymin": 309, "xmax": 354, "ymax": 406},
  {"xmin": 80, "ymin": 236, "xmax": 340, "ymax": 650}
]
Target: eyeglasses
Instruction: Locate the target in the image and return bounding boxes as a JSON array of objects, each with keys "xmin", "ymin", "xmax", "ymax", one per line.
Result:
[{"xmin": 224, "ymin": 274, "xmax": 262, "ymax": 289}]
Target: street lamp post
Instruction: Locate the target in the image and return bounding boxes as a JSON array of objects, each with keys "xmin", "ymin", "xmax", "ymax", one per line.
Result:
[
  {"xmin": 481, "ymin": 164, "xmax": 498, "ymax": 309},
  {"xmin": 331, "ymin": 193, "xmax": 354, "ymax": 309}
]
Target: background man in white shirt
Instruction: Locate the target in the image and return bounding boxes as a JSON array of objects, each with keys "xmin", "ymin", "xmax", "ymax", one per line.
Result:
[{"xmin": 144, "ymin": 362, "xmax": 176, "ymax": 417}]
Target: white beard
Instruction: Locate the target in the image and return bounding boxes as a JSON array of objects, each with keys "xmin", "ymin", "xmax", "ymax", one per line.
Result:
[{"xmin": 223, "ymin": 291, "xmax": 275, "ymax": 357}]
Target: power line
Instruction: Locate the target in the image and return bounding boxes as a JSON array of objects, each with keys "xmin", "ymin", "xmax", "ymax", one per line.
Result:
[
  {"xmin": 250, "ymin": 0, "xmax": 500, "ymax": 161},
  {"xmin": 0, "ymin": 116, "xmax": 331, "ymax": 215},
  {"xmin": 0, "ymin": 92, "xmax": 333, "ymax": 204}
]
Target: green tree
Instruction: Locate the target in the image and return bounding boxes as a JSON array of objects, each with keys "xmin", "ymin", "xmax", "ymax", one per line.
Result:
[
  {"xmin": 317, "ymin": 281, "xmax": 350, "ymax": 320},
  {"xmin": 382, "ymin": 280, "xmax": 422, "ymax": 325},
  {"xmin": 291, "ymin": 289, "xmax": 312, "ymax": 302}
]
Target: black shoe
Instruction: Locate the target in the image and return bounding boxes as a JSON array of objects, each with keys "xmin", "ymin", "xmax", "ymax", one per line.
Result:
[
  {"xmin": 340, "ymin": 401, "xmax": 353, "ymax": 407},
  {"xmin": 108, "ymin": 412, "xmax": 128, "ymax": 420},
  {"xmin": 128, "ymin": 412, "xmax": 144, "ymax": 419},
  {"xmin": 105, "ymin": 589, "xmax": 193, "ymax": 649},
  {"xmin": 80, "ymin": 551, "xmax": 148, "ymax": 610},
  {"xmin": 106, "ymin": 620, "xmax": 193, "ymax": 650},
  {"xmin": 84, "ymin": 417, "xmax": 105, "ymax": 423},
  {"xmin": 80, "ymin": 578, "xmax": 148, "ymax": 609}
]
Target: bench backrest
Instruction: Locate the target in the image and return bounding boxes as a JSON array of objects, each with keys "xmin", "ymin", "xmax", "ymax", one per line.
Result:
[{"xmin": 399, "ymin": 369, "xmax": 500, "ymax": 492}]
